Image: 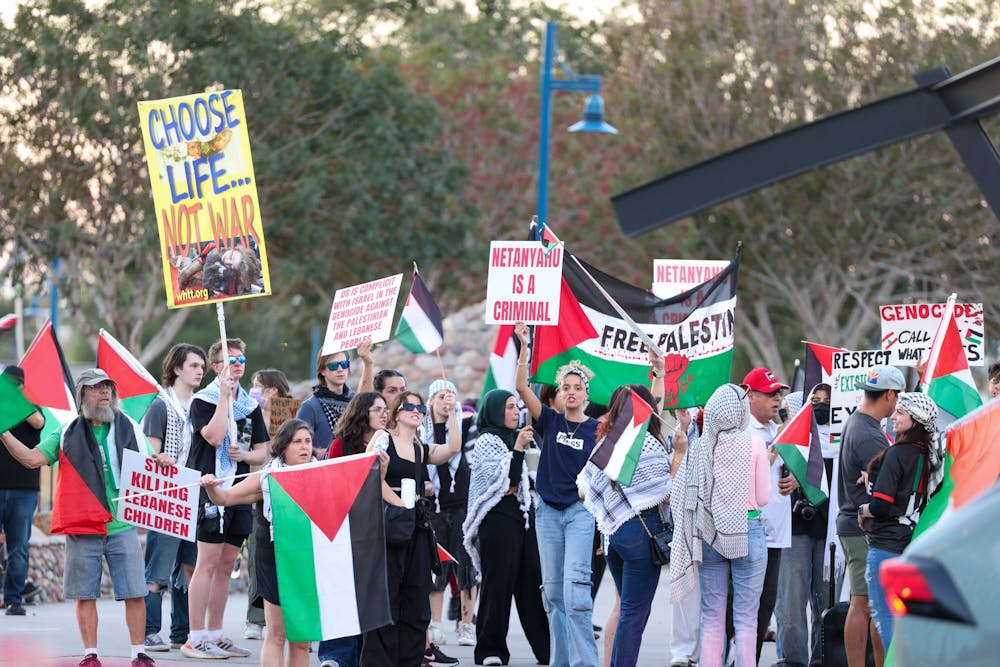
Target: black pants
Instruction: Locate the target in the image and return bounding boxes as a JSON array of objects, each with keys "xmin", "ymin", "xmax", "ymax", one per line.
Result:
[
  {"xmin": 361, "ymin": 528, "xmax": 432, "ymax": 667},
  {"xmin": 475, "ymin": 507, "xmax": 550, "ymax": 665}
]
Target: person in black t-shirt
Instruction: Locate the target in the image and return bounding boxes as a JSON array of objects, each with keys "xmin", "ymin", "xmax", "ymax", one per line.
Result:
[{"xmin": 0, "ymin": 365, "xmax": 44, "ymax": 616}]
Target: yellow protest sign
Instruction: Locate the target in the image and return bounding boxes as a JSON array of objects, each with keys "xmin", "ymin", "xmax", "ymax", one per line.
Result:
[{"xmin": 138, "ymin": 90, "xmax": 271, "ymax": 308}]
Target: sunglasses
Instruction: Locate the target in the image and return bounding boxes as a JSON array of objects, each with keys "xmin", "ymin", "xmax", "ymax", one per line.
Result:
[
  {"xmin": 216, "ymin": 355, "xmax": 246, "ymax": 365},
  {"xmin": 326, "ymin": 360, "xmax": 350, "ymax": 371},
  {"xmin": 398, "ymin": 403, "xmax": 428, "ymax": 415}
]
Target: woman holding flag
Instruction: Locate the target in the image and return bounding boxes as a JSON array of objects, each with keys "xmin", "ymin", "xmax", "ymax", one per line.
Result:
[{"xmin": 577, "ymin": 382, "xmax": 679, "ymax": 667}]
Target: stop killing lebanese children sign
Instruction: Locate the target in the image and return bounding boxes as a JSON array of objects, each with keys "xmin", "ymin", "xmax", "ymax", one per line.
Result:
[
  {"xmin": 879, "ymin": 302, "xmax": 984, "ymax": 367},
  {"xmin": 116, "ymin": 450, "xmax": 199, "ymax": 541},
  {"xmin": 651, "ymin": 259, "xmax": 729, "ymax": 300},
  {"xmin": 829, "ymin": 349, "xmax": 895, "ymax": 447},
  {"xmin": 137, "ymin": 90, "xmax": 271, "ymax": 308},
  {"xmin": 322, "ymin": 274, "xmax": 403, "ymax": 355},
  {"xmin": 485, "ymin": 241, "xmax": 563, "ymax": 325}
]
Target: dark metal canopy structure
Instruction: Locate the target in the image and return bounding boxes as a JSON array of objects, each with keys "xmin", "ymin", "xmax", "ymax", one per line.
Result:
[{"xmin": 611, "ymin": 56, "xmax": 1000, "ymax": 237}]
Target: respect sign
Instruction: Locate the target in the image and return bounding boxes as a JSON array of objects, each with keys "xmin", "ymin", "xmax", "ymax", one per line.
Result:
[
  {"xmin": 322, "ymin": 274, "xmax": 403, "ymax": 354},
  {"xmin": 651, "ymin": 259, "xmax": 729, "ymax": 299},
  {"xmin": 116, "ymin": 450, "xmax": 199, "ymax": 541},
  {"xmin": 485, "ymin": 242, "xmax": 563, "ymax": 325},
  {"xmin": 138, "ymin": 90, "xmax": 271, "ymax": 308},
  {"xmin": 880, "ymin": 302, "xmax": 984, "ymax": 366},
  {"xmin": 829, "ymin": 350, "xmax": 895, "ymax": 446}
]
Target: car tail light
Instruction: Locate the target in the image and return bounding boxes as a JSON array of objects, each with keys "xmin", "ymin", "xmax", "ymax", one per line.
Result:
[{"xmin": 879, "ymin": 556, "xmax": 976, "ymax": 625}]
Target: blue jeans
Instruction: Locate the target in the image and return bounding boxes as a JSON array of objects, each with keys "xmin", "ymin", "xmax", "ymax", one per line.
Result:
[
  {"xmin": 0, "ymin": 489, "xmax": 38, "ymax": 605},
  {"xmin": 866, "ymin": 546, "xmax": 898, "ymax": 647},
  {"xmin": 318, "ymin": 635, "xmax": 361, "ymax": 667},
  {"xmin": 699, "ymin": 518, "xmax": 767, "ymax": 667},
  {"xmin": 536, "ymin": 499, "xmax": 600, "ymax": 667},
  {"xmin": 144, "ymin": 530, "xmax": 194, "ymax": 638},
  {"xmin": 775, "ymin": 533, "xmax": 829, "ymax": 667},
  {"xmin": 605, "ymin": 512, "xmax": 663, "ymax": 667}
]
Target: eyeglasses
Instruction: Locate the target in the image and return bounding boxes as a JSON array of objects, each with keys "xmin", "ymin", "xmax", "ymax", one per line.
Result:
[
  {"xmin": 326, "ymin": 360, "xmax": 350, "ymax": 371},
  {"xmin": 216, "ymin": 355, "xmax": 246, "ymax": 365},
  {"xmin": 398, "ymin": 403, "xmax": 428, "ymax": 415},
  {"xmin": 369, "ymin": 407, "xmax": 388, "ymax": 415},
  {"xmin": 85, "ymin": 381, "xmax": 115, "ymax": 392}
]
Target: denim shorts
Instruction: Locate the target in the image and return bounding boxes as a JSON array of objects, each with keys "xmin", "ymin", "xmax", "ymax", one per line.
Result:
[{"xmin": 65, "ymin": 529, "xmax": 146, "ymax": 600}]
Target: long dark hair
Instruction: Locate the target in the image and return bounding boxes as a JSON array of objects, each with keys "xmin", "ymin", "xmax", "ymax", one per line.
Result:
[
  {"xmin": 334, "ymin": 391, "xmax": 386, "ymax": 455},
  {"xmin": 866, "ymin": 421, "xmax": 931, "ymax": 490},
  {"xmin": 597, "ymin": 384, "xmax": 662, "ymax": 442}
]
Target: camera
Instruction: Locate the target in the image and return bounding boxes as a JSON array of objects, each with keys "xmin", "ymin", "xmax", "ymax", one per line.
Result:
[{"xmin": 793, "ymin": 497, "xmax": 818, "ymax": 521}]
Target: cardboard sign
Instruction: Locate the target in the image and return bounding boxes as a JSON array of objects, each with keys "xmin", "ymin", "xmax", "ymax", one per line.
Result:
[
  {"xmin": 485, "ymin": 241, "xmax": 563, "ymax": 325},
  {"xmin": 268, "ymin": 397, "xmax": 303, "ymax": 437},
  {"xmin": 137, "ymin": 90, "xmax": 271, "ymax": 308},
  {"xmin": 829, "ymin": 350, "xmax": 896, "ymax": 446},
  {"xmin": 652, "ymin": 259, "xmax": 729, "ymax": 299},
  {"xmin": 880, "ymin": 302, "xmax": 984, "ymax": 366},
  {"xmin": 322, "ymin": 274, "xmax": 403, "ymax": 354},
  {"xmin": 116, "ymin": 449, "xmax": 199, "ymax": 541}
]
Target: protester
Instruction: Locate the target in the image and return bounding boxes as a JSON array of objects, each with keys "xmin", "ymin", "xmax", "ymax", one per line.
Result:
[
  {"xmin": 669, "ymin": 408, "xmax": 702, "ymax": 667},
  {"xmin": 184, "ymin": 339, "xmax": 269, "ymax": 659},
  {"xmin": 987, "ymin": 361, "xmax": 1000, "ymax": 398},
  {"xmin": 296, "ymin": 341, "xmax": 374, "ymax": 455},
  {"xmin": 857, "ymin": 392, "xmax": 937, "ymax": 649},
  {"xmin": 514, "ymin": 321, "xmax": 602, "ymax": 667},
  {"xmin": 318, "ymin": 390, "xmax": 389, "ymax": 667},
  {"xmin": 577, "ymin": 380, "xmax": 673, "ymax": 667},
  {"xmin": 0, "ymin": 368, "xmax": 156, "ymax": 667},
  {"xmin": 836, "ymin": 365, "xmax": 902, "ymax": 667},
  {"xmin": 423, "ymin": 379, "xmax": 478, "ymax": 648},
  {"xmin": 244, "ymin": 368, "xmax": 291, "ymax": 641},
  {"xmin": 463, "ymin": 389, "xmax": 549, "ymax": 667},
  {"xmin": 140, "ymin": 344, "xmax": 206, "ymax": 652},
  {"xmin": 362, "ymin": 391, "xmax": 462, "ymax": 667},
  {"xmin": 374, "ymin": 369, "xmax": 407, "ymax": 405},
  {"xmin": 669, "ymin": 383, "xmax": 771, "ymax": 667}
]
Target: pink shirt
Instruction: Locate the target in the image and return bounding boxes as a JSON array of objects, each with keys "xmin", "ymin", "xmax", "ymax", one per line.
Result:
[{"xmin": 748, "ymin": 435, "xmax": 772, "ymax": 510}]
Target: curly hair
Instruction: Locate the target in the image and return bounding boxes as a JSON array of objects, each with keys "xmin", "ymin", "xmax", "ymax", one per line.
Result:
[{"xmin": 334, "ymin": 392, "xmax": 386, "ymax": 456}]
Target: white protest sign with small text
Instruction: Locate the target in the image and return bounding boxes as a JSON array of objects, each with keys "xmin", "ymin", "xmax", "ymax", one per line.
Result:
[
  {"xmin": 652, "ymin": 259, "xmax": 729, "ymax": 299},
  {"xmin": 322, "ymin": 274, "xmax": 403, "ymax": 354},
  {"xmin": 485, "ymin": 241, "xmax": 562, "ymax": 325},
  {"xmin": 880, "ymin": 302, "xmax": 984, "ymax": 366},
  {"xmin": 116, "ymin": 449, "xmax": 199, "ymax": 541},
  {"xmin": 829, "ymin": 350, "xmax": 895, "ymax": 446}
]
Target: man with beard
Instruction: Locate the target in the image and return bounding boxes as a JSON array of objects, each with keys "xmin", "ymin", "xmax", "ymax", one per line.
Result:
[
  {"xmin": 0, "ymin": 368, "xmax": 155, "ymax": 667},
  {"xmin": 296, "ymin": 339, "xmax": 374, "ymax": 456}
]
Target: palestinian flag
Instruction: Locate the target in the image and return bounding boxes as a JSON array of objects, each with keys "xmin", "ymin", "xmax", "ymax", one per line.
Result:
[
  {"xmin": 0, "ymin": 314, "xmax": 17, "ymax": 334},
  {"xmin": 479, "ymin": 324, "xmax": 520, "ymax": 407},
  {"xmin": 803, "ymin": 341, "xmax": 844, "ymax": 399},
  {"xmin": 941, "ymin": 399, "xmax": 1000, "ymax": 510},
  {"xmin": 912, "ymin": 296, "xmax": 983, "ymax": 540},
  {"xmin": 773, "ymin": 402, "xmax": 828, "ymax": 505},
  {"xmin": 20, "ymin": 320, "xmax": 76, "ymax": 441},
  {"xmin": 269, "ymin": 453, "xmax": 391, "ymax": 641},
  {"xmin": 394, "ymin": 267, "xmax": 444, "ymax": 354},
  {"xmin": 437, "ymin": 543, "xmax": 456, "ymax": 563},
  {"xmin": 98, "ymin": 330, "xmax": 161, "ymax": 422},
  {"xmin": 531, "ymin": 247, "xmax": 740, "ymax": 408},
  {"xmin": 589, "ymin": 388, "xmax": 655, "ymax": 485},
  {"xmin": 0, "ymin": 372, "xmax": 36, "ymax": 434}
]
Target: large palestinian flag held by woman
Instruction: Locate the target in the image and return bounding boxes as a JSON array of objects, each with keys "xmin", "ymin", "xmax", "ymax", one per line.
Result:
[{"xmin": 530, "ymin": 247, "xmax": 740, "ymax": 408}]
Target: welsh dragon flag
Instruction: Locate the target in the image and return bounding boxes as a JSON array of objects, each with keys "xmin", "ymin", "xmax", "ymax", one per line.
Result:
[
  {"xmin": 269, "ymin": 453, "xmax": 391, "ymax": 641},
  {"xmin": 98, "ymin": 329, "xmax": 161, "ymax": 422},
  {"xmin": 588, "ymin": 388, "xmax": 655, "ymax": 485},
  {"xmin": 912, "ymin": 295, "xmax": 982, "ymax": 540},
  {"xmin": 20, "ymin": 320, "xmax": 76, "ymax": 441},
  {"xmin": 531, "ymin": 247, "xmax": 740, "ymax": 408},
  {"xmin": 773, "ymin": 402, "xmax": 828, "ymax": 505},
  {"xmin": 394, "ymin": 267, "xmax": 444, "ymax": 354}
]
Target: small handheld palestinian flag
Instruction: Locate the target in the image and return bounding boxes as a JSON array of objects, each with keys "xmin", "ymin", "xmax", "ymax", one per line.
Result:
[
  {"xmin": 98, "ymin": 329, "xmax": 161, "ymax": 422},
  {"xmin": 20, "ymin": 319, "xmax": 76, "ymax": 442},
  {"xmin": 773, "ymin": 402, "xmax": 828, "ymax": 505},
  {"xmin": 394, "ymin": 266, "xmax": 444, "ymax": 354},
  {"xmin": 588, "ymin": 389, "xmax": 655, "ymax": 486}
]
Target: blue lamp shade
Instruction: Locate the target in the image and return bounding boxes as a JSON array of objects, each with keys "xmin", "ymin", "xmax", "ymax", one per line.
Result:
[{"xmin": 568, "ymin": 94, "xmax": 618, "ymax": 134}]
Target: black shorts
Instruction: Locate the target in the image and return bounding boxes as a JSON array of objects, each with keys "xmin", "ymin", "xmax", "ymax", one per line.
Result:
[{"xmin": 196, "ymin": 505, "xmax": 252, "ymax": 546}]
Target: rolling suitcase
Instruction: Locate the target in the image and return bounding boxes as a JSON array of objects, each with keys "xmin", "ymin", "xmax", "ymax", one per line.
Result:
[{"xmin": 820, "ymin": 542, "xmax": 876, "ymax": 667}]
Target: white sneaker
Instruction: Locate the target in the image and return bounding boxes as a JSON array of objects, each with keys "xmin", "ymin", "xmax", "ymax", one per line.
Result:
[
  {"xmin": 180, "ymin": 640, "xmax": 229, "ymax": 659},
  {"xmin": 214, "ymin": 637, "xmax": 252, "ymax": 658},
  {"xmin": 243, "ymin": 623, "xmax": 263, "ymax": 640},
  {"xmin": 482, "ymin": 657, "xmax": 502, "ymax": 666},
  {"xmin": 427, "ymin": 622, "xmax": 446, "ymax": 646},
  {"xmin": 457, "ymin": 622, "xmax": 475, "ymax": 646}
]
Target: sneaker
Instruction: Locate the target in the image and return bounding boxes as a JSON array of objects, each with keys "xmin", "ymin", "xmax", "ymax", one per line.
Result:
[
  {"xmin": 144, "ymin": 634, "xmax": 169, "ymax": 652},
  {"xmin": 482, "ymin": 658, "xmax": 502, "ymax": 666},
  {"xmin": 457, "ymin": 622, "xmax": 475, "ymax": 646},
  {"xmin": 170, "ymin": 641, "xmax": 184, "ymax": 650},
  {"xmin": 180, "ymin": 640, "xmax": 229, "ymax": 659},
  {"xmin": 214, "ymin": 637, "xmax": 252, "ymax": 658},
  {"xmin": 80, "ymin": 654, "xmax": 102, "ymax": 667},
  {"xmin": 5, "ymin": 603, "xmax": 25, "ymax": 616},
  {"xmin": 132, "ymin": 653, "xmax": 156, "ymax": 667},
  {"xmin": 427, "ymin": 623, "xmax": 446, "ymax": 646},
  {"xmin": 424, "ymin": 643, "xmax": 459, "ymax": 667},
  {"xmin": 319, "ymin": 662, "xmax": 341, "ymax": 667},
  {"xmin": 447, "ymin": 595, "xmax": 460, "ymax": 621},
  {"xmin": 21, "ymin": 581, "xmax": 41, "ymax": 603},
  {"xmin": 243, "ymin": 623, "xmax": 263, "ymax": 640}
]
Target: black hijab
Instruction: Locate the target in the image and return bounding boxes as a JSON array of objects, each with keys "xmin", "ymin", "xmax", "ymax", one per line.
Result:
[{"xmin": 476, "ymin": 389, "xmax": 516, "ymax": 447}]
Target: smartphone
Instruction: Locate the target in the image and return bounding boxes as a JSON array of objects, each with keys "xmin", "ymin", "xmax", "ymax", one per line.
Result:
[{"xmin": 777, "ymin": 407, "xmax": 789, "ymax": 423}]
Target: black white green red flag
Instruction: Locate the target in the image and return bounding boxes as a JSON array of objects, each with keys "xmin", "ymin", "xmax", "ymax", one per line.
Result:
[
  {"xmin": 588, "ymin": 389, "xmax": 655, "ymax": 485},
  {"xmin": 394, "ymin": 268, "xmax": 444, "ymax": 354},
  {"xmin": 98, "ymin": 329, "xmax": 161, "ymax": 422},
  {"xmin": 19, "ymin": 319, "xmax": 76, "ymax": 442},
  {"xmin": 773, "ymin": 403, "xmax": 828, "ymax": 505}
]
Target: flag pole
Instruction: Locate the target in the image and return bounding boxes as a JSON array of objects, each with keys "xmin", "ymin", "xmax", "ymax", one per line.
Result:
[
  {"xmin": 216, "ymin": 303, "xmax": 238, "ymax": 452},
  {"xmin": 434, "ymin": 349, "xmax": 448, "ymax": 381}
]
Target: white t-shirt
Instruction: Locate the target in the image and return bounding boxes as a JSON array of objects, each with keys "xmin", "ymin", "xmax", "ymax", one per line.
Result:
[{"xmin": 749, "ymin": 416, "xmax": 791, "ymax": 548}]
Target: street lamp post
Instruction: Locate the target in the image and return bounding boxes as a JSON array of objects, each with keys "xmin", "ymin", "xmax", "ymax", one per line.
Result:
[{"xmin": 535, "ymin": 21, "xmax": 617, "ymax": 240}]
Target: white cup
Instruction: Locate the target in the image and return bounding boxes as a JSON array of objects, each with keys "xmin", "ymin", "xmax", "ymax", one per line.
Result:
[
  {"xmin": 524, "ymin": 447, "xmax": 541, "ymax": 474},
  {"xmin": 400, "ymin": 478, "xmax": 416, "ymax": 509}
]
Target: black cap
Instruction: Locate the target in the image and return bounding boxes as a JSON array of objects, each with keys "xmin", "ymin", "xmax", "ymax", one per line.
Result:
[{"xmin": 2, "ymin": 365, "xmax": 25, "ymax": 384}]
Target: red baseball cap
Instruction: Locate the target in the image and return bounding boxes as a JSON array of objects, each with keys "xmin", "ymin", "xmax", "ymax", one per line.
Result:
[{"xmin": 741, "ymin": 367, "xmax": 789, "ymax": 393}]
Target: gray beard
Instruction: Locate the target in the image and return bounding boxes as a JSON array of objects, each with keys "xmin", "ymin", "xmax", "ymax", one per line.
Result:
[{"xmin": 81, "ymin": 401, "xmax": 117, "ymax": 424}]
